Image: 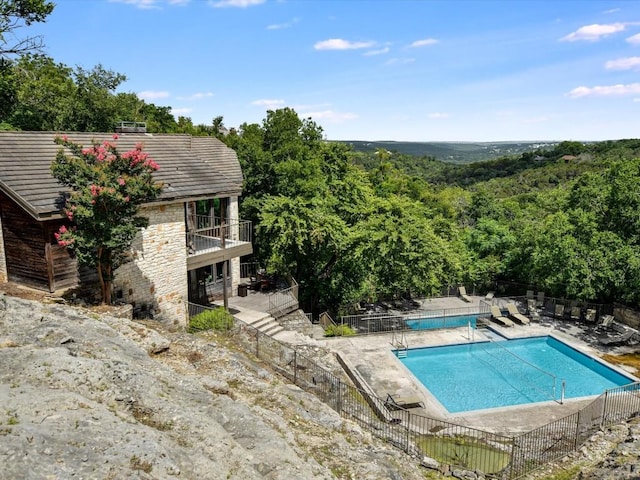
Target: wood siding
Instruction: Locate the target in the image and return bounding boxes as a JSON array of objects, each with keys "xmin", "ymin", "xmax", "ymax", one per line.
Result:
[{"xmin": 0, "ymin": 192, "xmax": 79, "ymax": 291}]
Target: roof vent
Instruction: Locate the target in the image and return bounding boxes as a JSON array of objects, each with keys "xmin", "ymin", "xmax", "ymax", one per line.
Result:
[{"xmin": 115, "ymin": 121, "xmax": 147, "ymax": 133}]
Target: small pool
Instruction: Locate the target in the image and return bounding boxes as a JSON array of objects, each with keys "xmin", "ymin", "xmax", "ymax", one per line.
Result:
[
  {"xmin": 405, "ymin": 313, "xmax": 477, "ymax": 331},
  {"xmin": 399, "ymin": 335, "xmax": 635, "ymax": 413}
]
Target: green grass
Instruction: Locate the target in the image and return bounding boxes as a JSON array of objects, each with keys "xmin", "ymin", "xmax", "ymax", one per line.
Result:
[{"xmin": 417, "ymin": 434, "xmax": 511, "ymax": 474}]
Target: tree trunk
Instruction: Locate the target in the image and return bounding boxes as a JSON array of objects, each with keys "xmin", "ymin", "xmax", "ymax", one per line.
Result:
[{"xmin": 97, "ymin": 248, "xmax": 113, "ymax": 305}]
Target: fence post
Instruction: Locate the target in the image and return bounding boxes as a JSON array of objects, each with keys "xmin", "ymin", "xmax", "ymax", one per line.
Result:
[
  {"xmin": 293, "ymin": 350, "xmax": 297, "ymax": 385},
  {"xmin": 601, "ymin": 390, "xmax": 608, "ymax": 428},
  {"xmin": 256, "ymin": 330, "xmax": 260, "ymax": 358}
]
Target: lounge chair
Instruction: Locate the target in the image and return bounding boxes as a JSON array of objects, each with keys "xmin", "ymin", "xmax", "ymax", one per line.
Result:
[
  {"xmin": 570, "ymin": 306, "xmax": 581, "ymax": 321},
  {"xmin": 584, "ymin": 309, "xmax": 597, "ymax": 324},
  {"xmin": 458, "ymin": 286, "xmax": 471, "ymax": 303},
  {"xmin": 554, "ymin": 303, "xmax": 565, "ymax": 319},
  {"xmin": 485, "ymin": 291, "xmax": 495, "ymax": 301},
  {"xmin": 526, "ymin": 290, "xmax": 534, "ymax": 300},
  {"xmin": 506, "ymin": 303, "xmax": 530, "ymax": 325},
  {"xmin": 597, "ymin": 314, "xmax": 615, "ymax": 331},
  {"xmin": 598, "ymin": 330, "xmax": 635, "ymax": 346},
  {"xmin": 536, "ymin": 291, "xmax": 545, "ymax": 307},
  {"xmin": 385, "ymin": 393, "xmax": 425, "ymax": 410},
  {"xmin": 490, "ymin": 305, "xmax": 515, "ymax": 327}
]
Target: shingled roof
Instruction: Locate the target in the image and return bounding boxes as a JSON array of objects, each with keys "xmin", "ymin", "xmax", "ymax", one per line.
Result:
[{"xmin": 0, "ymin": 131, "xmax": 244, "ymax": 220}]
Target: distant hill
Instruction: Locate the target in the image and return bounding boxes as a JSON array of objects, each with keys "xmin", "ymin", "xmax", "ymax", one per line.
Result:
[{"xmin": 335, "ymin": 140, "xmax": 560, "ymax": 164}]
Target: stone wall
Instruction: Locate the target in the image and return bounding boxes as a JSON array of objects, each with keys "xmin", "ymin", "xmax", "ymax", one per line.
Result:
[
  {"xmin": 114, "ymin": 203, "xmax": 187, "ymax": 326},
  {"xmin": 0, "ymin": 212, "xmax": 6, "ymax": 283}
]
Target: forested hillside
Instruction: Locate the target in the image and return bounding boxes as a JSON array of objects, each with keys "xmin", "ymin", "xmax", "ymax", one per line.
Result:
[
  {"xmin": 225, "ymin": 111, "xmax": 640, "ymax": 315},
  {"xmin": 2, "ymin": 1, "xmax": 639, "ymax": 318}
]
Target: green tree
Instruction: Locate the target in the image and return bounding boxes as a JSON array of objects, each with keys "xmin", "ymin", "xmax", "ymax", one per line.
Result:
[
  {"xmin": 51, "ymin": 135, "xmax": 163, "ymax": 304},
  {"xmin": 0, "ymin": 0, "xmax": 54, "ymax": 57}
]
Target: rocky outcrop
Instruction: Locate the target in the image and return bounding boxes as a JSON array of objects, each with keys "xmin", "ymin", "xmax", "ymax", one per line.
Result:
[{"xmin": 0, "ymin": 293, "xmax": 431, "ymax": 479}]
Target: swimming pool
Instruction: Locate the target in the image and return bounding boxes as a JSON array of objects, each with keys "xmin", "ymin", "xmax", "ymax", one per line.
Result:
[
  {"xmin": 399, "ymin": 335, "xmax": 635, "ymax": 413},
  {"xmin": 405, "ymin": 313, "xmax": 477, "ymax": 331}
]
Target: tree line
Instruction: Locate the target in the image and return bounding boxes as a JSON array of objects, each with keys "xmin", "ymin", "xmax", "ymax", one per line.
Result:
[{"xmin": 3, "ymin": 1, "xmax": 639, "ymax": 315}]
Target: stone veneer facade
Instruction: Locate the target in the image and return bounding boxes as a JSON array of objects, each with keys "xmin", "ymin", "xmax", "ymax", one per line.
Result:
[
  {"xmin": 0, "ymin": 213, "xmax": 6, "ymax": 283},
  {"xmin": 114, "ymin": 203, "xmax": 187, "ymax": 326},
  {"xmin": 229, "ymin": 196, "xmax": 241, "ymax": 291}
]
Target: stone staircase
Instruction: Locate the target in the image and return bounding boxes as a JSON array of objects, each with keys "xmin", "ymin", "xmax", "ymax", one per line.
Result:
[{"xmin": 233, "ymin": 309, "xmax": 284, "ymax": 337}]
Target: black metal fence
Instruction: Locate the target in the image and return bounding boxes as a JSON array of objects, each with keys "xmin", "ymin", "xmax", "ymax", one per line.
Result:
[{"xmin": 186, "ymin": 302, "xmax": 640, "ymax": 479}]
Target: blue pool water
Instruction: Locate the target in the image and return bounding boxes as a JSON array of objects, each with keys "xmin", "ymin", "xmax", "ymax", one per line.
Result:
[
  {"xmin": 400, "ymin": 335, "xmax": 634, "ymax": 413},
  {"xmin": 406, "ymin": 313, "xmax": 477, "ymax": 330}
]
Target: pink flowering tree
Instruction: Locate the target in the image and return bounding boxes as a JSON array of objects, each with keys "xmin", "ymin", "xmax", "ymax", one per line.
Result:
[{"xmin": 51, "ymin": 135, "xmax": 163, "ymax": 304}]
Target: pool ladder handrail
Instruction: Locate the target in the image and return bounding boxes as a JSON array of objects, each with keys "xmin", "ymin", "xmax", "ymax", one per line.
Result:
[{"xmin": 391, "ymin": 331, "xmax": 408, "ymax": 358}]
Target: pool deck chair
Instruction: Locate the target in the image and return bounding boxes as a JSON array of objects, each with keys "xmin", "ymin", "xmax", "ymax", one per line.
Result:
[
  {"xmin": 596, "ymin": 314, "xmax": 615, "ymax": 331},
  {"xmin": 584, "ymin": 309, "xmax": 597, "ymax": 324},
  {"xmin": 506, "ymin": 303, "xmax": 530, "ymax": 325},
  {"xmin": 490, "ymin": 305, "xmax": 515, "ymax": 327},
  {"xmin": 385, "ymin": 393, "xmax": 425, "ymax": 410},
  {"xmin": 458, "ymin": 286, "xmax": 472, "ymax": 303},
  {"xmin": 570, "ymin": 306, "xmax": 581, "ymax": 321},
  {"xmin": 536, "ymin": 291, "xmax": 545, "ymax": 307},
  {"xmin": 485, "ymin": 291, "xmax": 495, "ymax": 302},
  {"xmin": 554, "ymin": 303, "xmax": 565, "ymax": 319}
]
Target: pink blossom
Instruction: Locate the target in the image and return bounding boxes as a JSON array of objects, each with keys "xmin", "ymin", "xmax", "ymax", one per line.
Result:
[
  {"xmin": 112, "ymin": 134, "xmax": 119, "ymax": 140},
  {"xmin": 65, "ymin": 210, "xmax": 73, "ymax": 221},
  {"xmin": 118, "ymin": 178, "xmax": 126, "ymax": 186},
  {"xmin": 59, "ymin": 225, "xmax": 68, "ymax": 234},
  {"xmin": 124, "ymin": 196, "xmax": 130, "ymax": 203}
]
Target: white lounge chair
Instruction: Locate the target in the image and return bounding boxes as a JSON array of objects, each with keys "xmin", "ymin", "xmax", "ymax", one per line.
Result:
[
  {"xmin": 458, "ymin": 286, "xmax": 471, "ymax": 303},
  {"xmin": 506, "ymin": 303, "xmax": 530, "ymax": 325},
  {"xmin": 490, "ymin": 306, "xmax": 515, "ymax": 327}
]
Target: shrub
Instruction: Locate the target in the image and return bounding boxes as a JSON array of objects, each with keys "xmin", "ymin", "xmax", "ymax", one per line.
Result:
[
  {"xmin": 324, "ymin": 324, "xmax": 356, "ymax": 337},
  {"xmin": 188, "ymin": 308, "xmax": 234, "ymax": 333}
]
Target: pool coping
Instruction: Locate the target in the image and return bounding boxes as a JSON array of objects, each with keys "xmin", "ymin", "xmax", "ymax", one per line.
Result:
[{"xmin": 319, "ymin": 316, "xmax": 640, "ymax": 435}]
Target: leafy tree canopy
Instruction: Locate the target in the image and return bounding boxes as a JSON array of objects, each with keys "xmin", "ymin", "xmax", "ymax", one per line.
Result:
[
  {"xmin": 0, "ymin": 0, "xmax": 54, "ymax": 57},
  {"xmin": 51, "ymin": 135, "xmax": 163, "ymax": 305}
]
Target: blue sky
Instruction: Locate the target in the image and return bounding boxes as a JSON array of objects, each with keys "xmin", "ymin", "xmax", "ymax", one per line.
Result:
[{"xmin": 28, "ymin": 0, "xmax": 640, "ymax": 142}]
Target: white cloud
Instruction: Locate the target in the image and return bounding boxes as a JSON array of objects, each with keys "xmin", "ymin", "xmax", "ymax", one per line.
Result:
[
  {"xmin": 363, "ymin": 47, "xmax": 389, "ymax": 56},
  {"xmin": 109, "ymin": 0, "xmax": 188, "ymax": 7},
  {"xmin": 410, "ymin": 38, "xmax": 439, "ymax": 48},
  {"xmin": 177, "ymin": 92, "xmax": 215, "ymax": 101},
  {"xmin": 138, "ymin": 90, "xmax": 170, "ymax": 100},
  {"xmin": 605, "ymin": 56, "xmax": 640, "ymax": 70},
  {"xmin": 252, "ymin": 99, "xmax": 286, "ymax": 109},
  {"xmin": 267, "ymin": 18, "xmax": 299, "ymax": 30},
  {"xmin": 560, "ymin": 23, "xmax": 626, "ymax": 42},
  {"xmin": 171, "ymin": 107, "xmax": 193, "ymax": 116},
  {"xmin": 385, "ymin": 57, "xmax": 415, "ymax": 65},
  {"xmin": 428, "ymin": 112, "xmax": 451, "ymax": 119},
  {"xmin": 604, "ymin": 8, "xmax": 621, "ymax": 14},
  {"xmin": 299, "ymin": 110, "xmax": 357, "ymax": 123},
  {"xmin": 314, "ymin": 38, "xmax": 376, "ymax": 50},
  {"xmin": 567, "ymin": 83, "xmax": 640, "ymax": 98},
  {"xmin": 109, "ymin": 0, "xmax": 160, "ymax": 9},
  {"xmin": 627, "ymin": 33, "xmax": 640, "ymax": 45},
  {"xmin": 523, "ymin": 116, "xmax": 549, "ymax": 124},
  {"xmin": 208, "ymin": 0, "xmax": 265, "ymax": 7}
]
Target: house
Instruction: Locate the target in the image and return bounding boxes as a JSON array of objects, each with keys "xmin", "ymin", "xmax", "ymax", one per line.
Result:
[{"xmin": 0, "ymin": 131, "xmax": 252, "ymax": 325}]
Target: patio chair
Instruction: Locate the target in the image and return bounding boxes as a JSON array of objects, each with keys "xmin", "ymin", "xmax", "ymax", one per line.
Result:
[
  {"xmin": 554, "ymin": 303, "xmax": 565, "ymax": 319},
  {"xmin": 490, "ymin": 305, "xmax": 515, "ymax": 327},
  {"xmin": 506, "ymin": 303, "xmax": 530, "ymax": 325},
  {"xmin": 458, "ymin": 286, "xmax": 471, "ymax": 303},
  {"xmin": 526, "ymin": 290, "xmax": 534, "ymax": 300},
  {"xmin": 536, "ymin": 291, "xmax": 545, "ymax": 307},
  {"xmin": 584, "ymin": 309, "xmax": 597, "ymax": 324},
  {"xmin": 570, "ymin": 306, "xmax": 581, "ymax": 321},
  {"xmin": 598, "ymin": 329, "xmax": 635, "ymax": 346},
  {"xmin": 596, "ymin": 314, "xmax": 615, "ymax": 331},
  {"xmin": 485, "ymin": 291, "xmax": 495, "ymax": 301}
]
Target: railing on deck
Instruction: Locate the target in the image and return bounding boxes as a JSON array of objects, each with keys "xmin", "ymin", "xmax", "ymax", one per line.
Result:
[
  {"xmin": 340, "ymin": 304, "xmax": 490, "ymax": 336},
  {"xmin": 186, "ymin": 302, "xmax": 640, "ymax": 479},
  {"xmin": 268, "ymin": 277, "xmax": 299, "ymax": 319},
  {"xmin": 186, "ymin": 216, "xmax": 252, "ymax": 256}
]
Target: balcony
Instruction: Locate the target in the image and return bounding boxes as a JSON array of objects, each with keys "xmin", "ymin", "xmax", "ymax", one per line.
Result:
[{"xmin": 186, "ymin": 215, "xmax": 253, "ymax": 270}]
